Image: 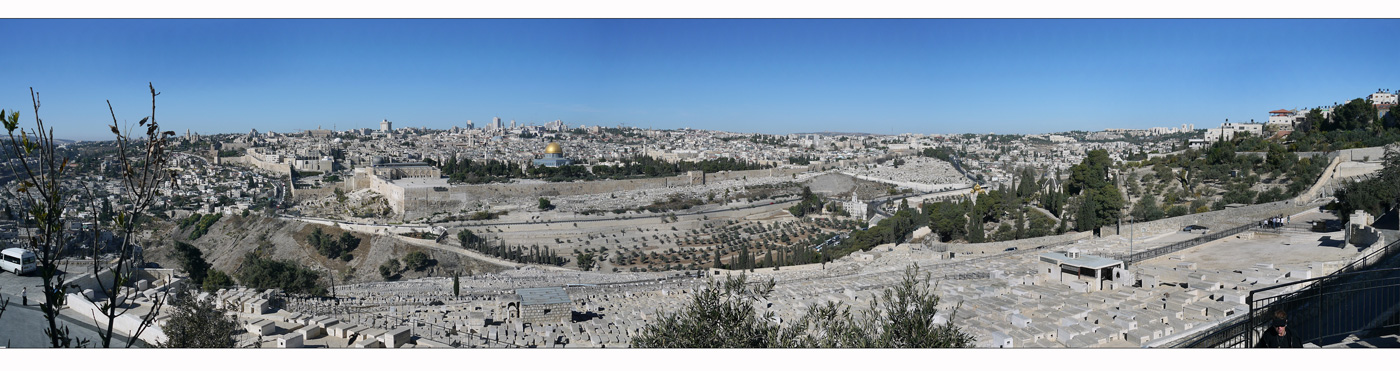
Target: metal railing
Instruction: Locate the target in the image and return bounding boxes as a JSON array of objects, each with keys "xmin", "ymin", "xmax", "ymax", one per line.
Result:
[
  {"xmin": 1110, "ymin": 220, "xmax": 1262, "ymax": 264},
  {"xmin": 1246, "ymin": 268, "xmax": 1400, "ymax": 347},
  {"xmin": 1178, "ymin": 236, "xmax": 1400, "ymax": 348}
]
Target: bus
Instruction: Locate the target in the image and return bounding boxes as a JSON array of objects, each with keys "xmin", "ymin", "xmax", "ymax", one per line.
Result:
[{"xmin": 1, "ymin": 248, "xmax": 37, "ymax": 275}]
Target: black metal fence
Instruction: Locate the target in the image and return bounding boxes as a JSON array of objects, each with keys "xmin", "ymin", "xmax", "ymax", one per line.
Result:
[
  {"xmin": 1110, "ymin": 220, "xmax": 1263, "ymax": 264},
  {"xmin": 1179, "ymin": 237, "xmax": 1400, "ymax": 348}
]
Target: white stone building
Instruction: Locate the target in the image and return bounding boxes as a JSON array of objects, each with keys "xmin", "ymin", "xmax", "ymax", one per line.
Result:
[{"xmin": 1267, "ymin": 109, "xmax": 1300, "ymax": 131}]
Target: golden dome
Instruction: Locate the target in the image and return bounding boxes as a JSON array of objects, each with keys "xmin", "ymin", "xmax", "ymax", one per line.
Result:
[{"xmin": 545, "ymin": 142, "xmax": 563, "ymax": 154}]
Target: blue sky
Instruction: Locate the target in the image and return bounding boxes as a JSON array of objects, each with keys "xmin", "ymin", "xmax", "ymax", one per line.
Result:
[{"xmin": 2, "ymin": 19, "xmax": 1398, "ymax": 141}]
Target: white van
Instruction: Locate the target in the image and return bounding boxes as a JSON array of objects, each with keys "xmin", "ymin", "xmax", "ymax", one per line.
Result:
[{"xmin": 1, "ymin": 248, "xmax": 37, "ymax": 275}]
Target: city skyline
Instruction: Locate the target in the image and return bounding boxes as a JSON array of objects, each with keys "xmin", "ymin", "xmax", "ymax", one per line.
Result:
[{"xmin": 3, "ymin": 19, "xmax": 1400, "ymax": 141}]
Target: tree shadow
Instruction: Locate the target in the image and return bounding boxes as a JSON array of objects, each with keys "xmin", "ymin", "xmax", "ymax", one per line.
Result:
[
  {"xmin": 1374, "ymin": 209, "xmax": 1400, "ymax": 231},
  {"xmin": 1317, "ymin": 236, "xmax": 1346, "ymax": 248}
]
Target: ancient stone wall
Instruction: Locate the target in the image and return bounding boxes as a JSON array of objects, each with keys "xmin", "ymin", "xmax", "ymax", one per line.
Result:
[
  {"xmin": 226, "ymin": 153, "xmax": 293, "ymax": 176},
  {"xmin": 290, "ymin": 185, "xmax": 343, "ymax": 202},
  {"xmin": 520, "ymin": 302, "xmax": 571, "ymax": 325}
]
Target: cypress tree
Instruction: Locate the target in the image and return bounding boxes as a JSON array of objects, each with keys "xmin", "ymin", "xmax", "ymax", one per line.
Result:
[{"xmin": 452, "ymin": 271, "xmax": 460, "ymax": 297}]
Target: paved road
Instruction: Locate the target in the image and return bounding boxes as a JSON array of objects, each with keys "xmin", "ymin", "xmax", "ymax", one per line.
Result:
[
  {"xmin": 0, "ymin": 273, "xmax": 142, "ymax": 348},
  {"xmin": 0, "ymin": 294, "xmax": 126, "ymax": 348}
]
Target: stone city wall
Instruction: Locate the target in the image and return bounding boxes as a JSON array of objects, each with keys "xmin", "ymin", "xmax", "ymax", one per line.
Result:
[
  {"xmin": 290, "ymin": 185, "xmax": 343, "ymax": 203},
  {"xmin": 232, "ymin": 153, "xmax": 293, "ymax": 176}
]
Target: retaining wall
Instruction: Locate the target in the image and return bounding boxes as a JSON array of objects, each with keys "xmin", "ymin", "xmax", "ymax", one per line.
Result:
[
  {"xmin": 928, "ymin": 231, "xmax": 1095, "ymax": 256},
  {"xmin": 1101, "ymin": 200, "xmax": 1318, "ymax": 238}
]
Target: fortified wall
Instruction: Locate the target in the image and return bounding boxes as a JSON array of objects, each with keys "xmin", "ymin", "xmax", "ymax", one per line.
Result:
[{"xmin": 218, "ymin": 154, "xmax": 290, "ymax": 175}]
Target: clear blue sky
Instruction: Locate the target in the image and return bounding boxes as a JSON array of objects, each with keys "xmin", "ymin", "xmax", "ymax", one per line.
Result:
[{"xmin": 2, "ymin": 19, "xmax": 1399, "ymax": 141}]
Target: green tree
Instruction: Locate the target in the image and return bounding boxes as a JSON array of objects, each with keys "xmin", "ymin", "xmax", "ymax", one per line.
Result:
[
  {"xmin": 202, "ymin": 269, "xmax": 234, "ymax": 292},
  {"xmin": 1027, "ymin": 210, "xmax": 1054, "ymax": 238},
  {"xmin": 338, "ymin": 232, "xmax": 361, "ymax": 254},
  {"xmin": 173, "ymin": 241, "xmax": 212, "ymax": 287},
  {"xmin": 992, "ymin": 222, "xmax": 1015, "ymax": 242},
  {"xmin": 631, "ymin": 274, "xmax": 783, "ymax": 348},
  {"xmin": 538, "ymin": 197, "xmax": 554, "ymax": 211},
  {"xmin": 379, "ymin": 259, "xmax": 402, "ymax": 280},
  {"xmin": 1332, "ymin": 147, "xmax": 1400, "ymax": 221},
  {"xmin": 1067, "ymin": 149, "xmax": 1113, "ymax": 195},
  {"xmin": 1384, "ymin": 104, "xmax": 1400, "ymax": 130},
  {"xmin": 1067, "ymin": 150, "xmax": 1124, "ymax": 234},
  {"xmin": 967, "ymin": 215, "xmax": 985, "ymax": 243},
  {"xmin": 926, "ymin": 201, "xmax": 968, "ymax": 242},
  {"xmin": 452, "ymin": 271, "xmax": 461, "ymax": 297},
  {"xmin": 403, "ymin": 251, "xmax": 431, "ymax": 271},
  {"xmin": 632, "ymin": 265, "xmax": 974, "ymax": 348},
  {"xmin": 576, "ymin": 251, "xmax": 596, "ymax": 271},
  {"xmin": 158, "ymin": 289, "xmax": 238, "ymax": 348},
  {"xmin": 1299, "ymin": 108, "xmax": 1326, "ymax": 133},
  {"xmin": 1165, "ymin": 204, "xmax": 1189, "ymax": 218},
  {"xmin": 236, "ymin": 253, "xmax": 326, "ymax": 296},
  {"xmin": 458, "ymin": 229, "xmax": 482, "ymax": 247},
  {"xmin": 1327, "ymin": 98, "xmax": 1379, "ymax": 132},
  {"xmin": 789, "ymin": 265, "xmax": 975, "ymax": 347},
  {"xmin": 1130, "ymin": 194, "xmax": 1165, "ymax": 222}
]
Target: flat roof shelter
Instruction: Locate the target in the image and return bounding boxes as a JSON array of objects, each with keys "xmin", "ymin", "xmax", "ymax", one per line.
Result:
[
  {"xmin": 1039, "ymin": 249, "xmax": 1125, "ymax": 292},
  {"xmin": 510, "ymin": 287, "xmax": 572, "ymax": 325}
]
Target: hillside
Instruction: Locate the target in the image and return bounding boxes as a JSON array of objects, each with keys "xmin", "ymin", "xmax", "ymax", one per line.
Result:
[{"xmin": 144, "ymin": 214, "xmax": 509, "ymax": 286}]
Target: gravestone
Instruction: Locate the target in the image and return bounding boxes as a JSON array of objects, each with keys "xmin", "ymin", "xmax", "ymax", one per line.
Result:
[{"xmin": 278, "ymin": 333, "xmax": 304, "ymax": 348}]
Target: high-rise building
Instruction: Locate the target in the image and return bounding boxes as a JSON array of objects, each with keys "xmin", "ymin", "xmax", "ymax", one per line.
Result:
[{"xmin": 380, "ymin": 119, "xmax": 393, "ymax": 132}]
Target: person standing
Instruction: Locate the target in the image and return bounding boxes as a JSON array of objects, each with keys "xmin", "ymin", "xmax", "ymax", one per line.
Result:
[
  {"xmin": 21, "ymin": 286, "xmax": 27, "ymax": 306},
  {"xmin": 1257, "ymin": 311, "xmax": 1303, "ymax": 348}
]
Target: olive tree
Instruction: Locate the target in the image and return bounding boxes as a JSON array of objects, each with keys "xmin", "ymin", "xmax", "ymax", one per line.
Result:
[{"xmin": 632, "ymin": 264, "xmax": 974, "ymax": 348}]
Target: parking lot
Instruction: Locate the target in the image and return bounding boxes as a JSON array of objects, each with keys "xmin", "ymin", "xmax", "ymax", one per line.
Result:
[
  {"xmin": 0, "ymin": 268, "xmax": 142, "ymax": 347},
  {"xmin": 0, "ymin": 269, "xmax": 41, "ymax": 304}
]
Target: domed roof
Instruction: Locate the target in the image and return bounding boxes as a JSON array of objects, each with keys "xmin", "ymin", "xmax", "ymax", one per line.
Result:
[{"xmin": 545, "ymin": 142, "xmax": 563, "ymax": 154}]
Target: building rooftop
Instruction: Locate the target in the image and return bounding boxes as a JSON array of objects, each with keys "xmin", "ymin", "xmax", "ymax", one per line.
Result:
[
  {"xmin": 1040, "ymin": 252, "xmax": 1122, "ymax": 269},
  {"xmin": 516, "ymin": 287, "xmax": 570, "ymax": 306}
]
